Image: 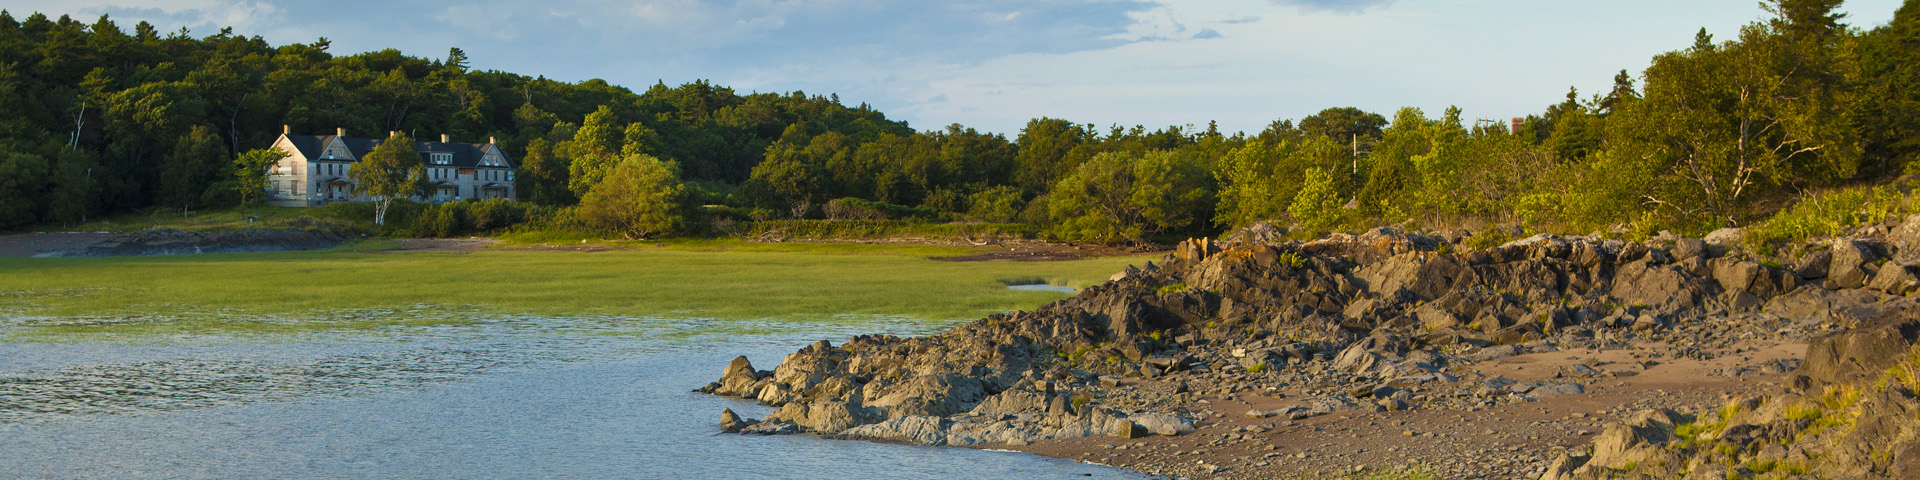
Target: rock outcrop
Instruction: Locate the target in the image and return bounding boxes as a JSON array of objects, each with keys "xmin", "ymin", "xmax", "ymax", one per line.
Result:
[{"xmin": 699, "ymin": 224, "xmax": 1920, "ymax": 478}]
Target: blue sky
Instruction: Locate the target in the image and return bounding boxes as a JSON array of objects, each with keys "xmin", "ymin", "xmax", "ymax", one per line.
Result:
[{"xmin": 13, "ymin": 0, "xmax": 1909, "ymax": 135}]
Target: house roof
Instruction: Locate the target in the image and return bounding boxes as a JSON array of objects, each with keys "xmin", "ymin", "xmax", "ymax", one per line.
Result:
[{"xmin": 281, "ymin": 134, "xmax": 514, "ymax": 169}]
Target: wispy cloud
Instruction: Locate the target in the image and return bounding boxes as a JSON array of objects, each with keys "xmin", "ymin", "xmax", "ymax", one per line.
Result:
[{"xmin": 1271, "ymin": 0, "xmax": 1398, "ymax": 14}]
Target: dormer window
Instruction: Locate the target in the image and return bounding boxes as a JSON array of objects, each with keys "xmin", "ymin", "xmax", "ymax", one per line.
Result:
[{"xmin": 431, "ymin": 153, "xmax": 453, "ymax": 165}]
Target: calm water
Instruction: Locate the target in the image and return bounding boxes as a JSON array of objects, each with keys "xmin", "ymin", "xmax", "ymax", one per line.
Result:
[
  {"xmin": 1007, "ymin": 284, "xmax": 1077, "ymax": 294},
  {"xmin": 0, "ymin": 316, "xmax": 1143, "ymax": 479}
]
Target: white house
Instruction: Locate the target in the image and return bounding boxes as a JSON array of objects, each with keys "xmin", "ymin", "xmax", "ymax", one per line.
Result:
[{"xmin": 264, "ymin": 126, "xmax": 517, "ymax": 207}]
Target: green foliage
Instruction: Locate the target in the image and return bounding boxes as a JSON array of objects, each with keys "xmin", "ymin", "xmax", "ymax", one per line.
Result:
[
  {"xmin": 231, "ymin": 147, "xmax": 289, "ymax": 211},
  {"xmin": 577, "ymin": 154, "xmax": 688, "ymax": 239},
  {"xmin": 823, "ymin": 197, "xmax": 936, "ymax": 221},
  {"xmin": 0, "ymin": 151, "xmax": 50, "ymax": 228},
  {"xmin": 1156, "ymin": 282, "xmax": 1189, "ymax": 295},
  {"xmin": 1048, "ymin": 150, "xmax": 1213, "ymax": 244},
  {"xmin": 1290, "ymin": 167, "xmax": 1345, "ymax": 230},
  {"xmin": 1745, "ymin": 186, "xmax": 1906, "ymax": 248},
  {"xmin": 349, "ymin": 132, "xmax": 426, "ymax": 226},
  {"xmin": 965, "ymin": 185, "xmax": 1026, "ymax": 223},
  {"xmin": 410, "ymin": 199, "xmax": 540, "ymax": 238}
]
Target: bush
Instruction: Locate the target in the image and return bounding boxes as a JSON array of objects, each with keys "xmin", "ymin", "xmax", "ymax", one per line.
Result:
[
  {"xmin": 1746, "ymin": 186, "xmax": 1908, "ymax": 249},
  {"xmin": 409, "ymin": 199, "xmax": 542, "ymax": 238},
  {"xmin": 822, "ymin": 197, "xmax": 937, "ymax": 221},
  {"xmin": 966, "ymin": 185, "xmax": 1026, "ymax": 223}
]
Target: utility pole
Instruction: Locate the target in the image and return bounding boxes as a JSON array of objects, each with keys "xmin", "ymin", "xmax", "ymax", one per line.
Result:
[{"xmin": 1351, "ymin": 134, "xmax": 1359, "ymax": 175}]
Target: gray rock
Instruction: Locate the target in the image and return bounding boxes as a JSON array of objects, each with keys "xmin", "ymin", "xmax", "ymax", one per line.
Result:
[
  {"xmin": 1703, "ymin": 227, "xmax": 1744, "ymax": 247},
  {"xmin": 1128, "ymin": 413, "xmax": 1196, "ymax": 436},
  {"xmin": 1893, "ymin": 213, "xmax": 1920, "ymax": 264},
  {"xmin": 1581, "ymin": 409, "xmax": 1681, "ymax": 472},
  {"xmin": 1795, "ymin": 249, "xmax": 1833, "ymax": 280},
  {"xmin": 1868, "ymin": 263, "xmax": 1920, "ymax": 296},
  {"xmin": 1801, "ymin": 316, "xmax": 1920, "ymax": 387},
  {"xmin": 969, "ymin": 387, "xmax": 1048, "ymax": 416},
  {"xmin": 1828, "ymin": 240, "xmax": 1881, "ymax": 289},
  {"xmin": 1673, "ymin": 237, "xmax": 1709, "ymax": 260},
  {"xmin": 841, "ymin": 415, "xmax": 949, "ymax": 445},
  {"xmin": 866, "ymin": 374, "xmax": 987, "ymax": 417}
]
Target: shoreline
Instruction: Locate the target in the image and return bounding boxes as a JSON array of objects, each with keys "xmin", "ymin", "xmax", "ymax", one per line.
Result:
[{"xmin": 698, "ymin": 224, "xmax": 1920, "ymax": 479}]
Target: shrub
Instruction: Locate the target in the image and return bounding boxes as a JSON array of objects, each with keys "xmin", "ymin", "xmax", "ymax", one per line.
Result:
[{"xmin": 1746, "ymin": 186, "xmax": 1907, "ymax": 249}]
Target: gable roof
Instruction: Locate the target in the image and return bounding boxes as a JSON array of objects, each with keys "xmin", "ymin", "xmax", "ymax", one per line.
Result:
[{"xmin": 281, "ymin": 134, "xmax": 514, "ymax": 169}]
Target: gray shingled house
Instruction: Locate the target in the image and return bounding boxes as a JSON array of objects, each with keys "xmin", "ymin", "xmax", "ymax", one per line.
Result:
[{"xmin": 264, "ymin": 127, "xmax": 516, "ymax": 207}]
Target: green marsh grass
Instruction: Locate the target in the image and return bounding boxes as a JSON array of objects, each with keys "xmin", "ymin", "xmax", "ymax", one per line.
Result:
[{"xmin": 0, "ymin": 247, "xmax": 1148, "ymax": 337}]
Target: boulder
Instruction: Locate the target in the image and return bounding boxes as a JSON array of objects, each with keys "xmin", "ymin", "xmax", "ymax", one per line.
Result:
[
  {"xmin": 767, "ymin": 398, "xmax": 880, "ymax": 434},
  {"xmin": 1110, "ymin": 419, "xmax": 1147, "ymax": 439},
  {"xmin": 1828, "ymin": 240, "xmax": 1881, "ymax": 289},
  {"xmin": 1794, "ymin": 249, "xmax": 1832, "ymax": 280},
  {"xmin": 969, "ymin": 387, "xmax": 1048, "ymax": 416},
  {"xmin": 772, "ymin": 352, "xmax": 837, "ymax": 392},
  {"xmin": 865, "ymin": 374, "xmax": 988, "ymax": 417},
  {"xmin": 1893, "ymin": 213, "xmax": 1920, "ymax": 264},
  {"xmin": 1868, "ymin": 263, "xmax": 1920, "ymax": 296},
  {"xmin": 1672, "ymin": 237, "xmax": 1709, "ymax": 261},
  {"xmin": 715, "ymin": 356, "xmax": 763, "ymax": 397},
  {"xmin": 1128, "ymin": 413, "xmax": 1196, "ymax": 436},
  {"xmin": 1583, "ymin": 409, "xmax": 1682, "ymax": 471},
  {"xmin": 1801, "ymin": 315, "xmax": 1920, "ymax": 386},
  {"xmin": 1703, "ymin": 227, "xmax": 1744, "ymax": 247},
  {"xmin": 757, "ymin": 383, "xmax": 796, "ymax": 406},
  {"xmin": 841, "ymin": 415, "xmax": 949, "ymax": 445},
  {"xmin": 719, "ymin": 408, "xmax": 753, "ymax": 433}
]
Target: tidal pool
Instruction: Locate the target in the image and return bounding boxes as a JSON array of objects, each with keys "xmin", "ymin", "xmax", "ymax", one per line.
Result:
[{"xmin": 0, "ymin": 316, "xmax": 1143, "ymax": 479}]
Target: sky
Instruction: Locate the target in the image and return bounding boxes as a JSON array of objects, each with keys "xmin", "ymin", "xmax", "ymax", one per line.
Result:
[{"xmin": 9, "ymin": 0, "xmax": 1910, "ymax": 136}]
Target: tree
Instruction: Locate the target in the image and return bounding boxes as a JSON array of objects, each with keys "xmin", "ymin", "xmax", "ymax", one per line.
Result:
[
  {"xmin": 1298, "ymin": 107, "xmax": 1389, "ymax": 144},
  {"xmin": 1858, "ymin": 0, "xmax": 1920, "ymax": 174},
  {"xmin": 159, "ymin": 125, "xmax": 228, "ymax": 214},
  {"xmin": 0, "ymin": 151, "xmax": 49, "ymax": 228},
  {"xmin": 350, "ymin": 132, "xmax": 425, "ymax": 225},
  {"xmin": 231, "ymin": 147, "xmax": 288, "ymax": 214},
  {"xmin": 1603, "ymin": 9, "xmax": 1862, "ymax": 225},
  {"xmin": 445, "ymin": 47, "xmax": 469, "ymax": 72},
  {"xmin": 1290, "ymin": 167, "xmax": 1344, "ymax": 230},
  {"xmin": 566, "ymin": 105, "xmax": 624, "ymax": 198},
  {"xmin": 1213, "ymin": 140, "xmax": 1288, "ymax": 228},
  {"xmin": 578, "ymin": 154, "xmax": 687, "ymax": 238},
  {"xmin": 1047, "ymin": 150, "xmax": 1212, "ymax": 244}
]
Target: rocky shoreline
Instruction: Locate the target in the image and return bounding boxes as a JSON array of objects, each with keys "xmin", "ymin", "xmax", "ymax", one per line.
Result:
[{"xmin": 698, "ymin": 221, "xmax": 1920, "ymax": 479}]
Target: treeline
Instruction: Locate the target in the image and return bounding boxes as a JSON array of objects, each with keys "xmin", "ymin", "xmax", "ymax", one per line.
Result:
[
  {"xmin": 0, "ymin": 10, "xmax": 910, "ymax": 229},
  {"xmin": 5, "ymin": 0, "xmax": 1920, "ymax": 246}
]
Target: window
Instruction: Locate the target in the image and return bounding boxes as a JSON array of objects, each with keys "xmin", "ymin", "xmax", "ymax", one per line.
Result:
[{"xmin": 430, "ymin": 153, "xmax": 453, "ymax": 165}]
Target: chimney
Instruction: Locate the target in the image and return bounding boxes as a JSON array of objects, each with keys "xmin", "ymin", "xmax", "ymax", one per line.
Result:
[
  {"xmin": 283, "ymin": 125, "xmax": 290, "ymax": 135},
  {"xmin": 440, "ymin": 134, "xmax": 449, "ymax": 143},
  {"xmin": 488, "ymin": 136, "xmax": 496, "ymax": 144},
  {"xmin": 336, "ymin": 127, "xmax": 345, "ymax": 137},
  {"xmin": 1509, "ymin": 117, "xmax": 1524, "ymax": 135},
  {"xmin": 389, "ymin": 131, "xmax": 397, "ymax": 139}
]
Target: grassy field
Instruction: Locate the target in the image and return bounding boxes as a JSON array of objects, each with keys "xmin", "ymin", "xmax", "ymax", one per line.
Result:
[{"xmin": 0, "ymin": 245, "xmax": 1149, "ymax": 336}]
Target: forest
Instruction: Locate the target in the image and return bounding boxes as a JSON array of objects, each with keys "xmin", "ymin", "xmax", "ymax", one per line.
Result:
[{"xmin": 1, "ymin": 0, "xmax": 1917, "ymax": 247}]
